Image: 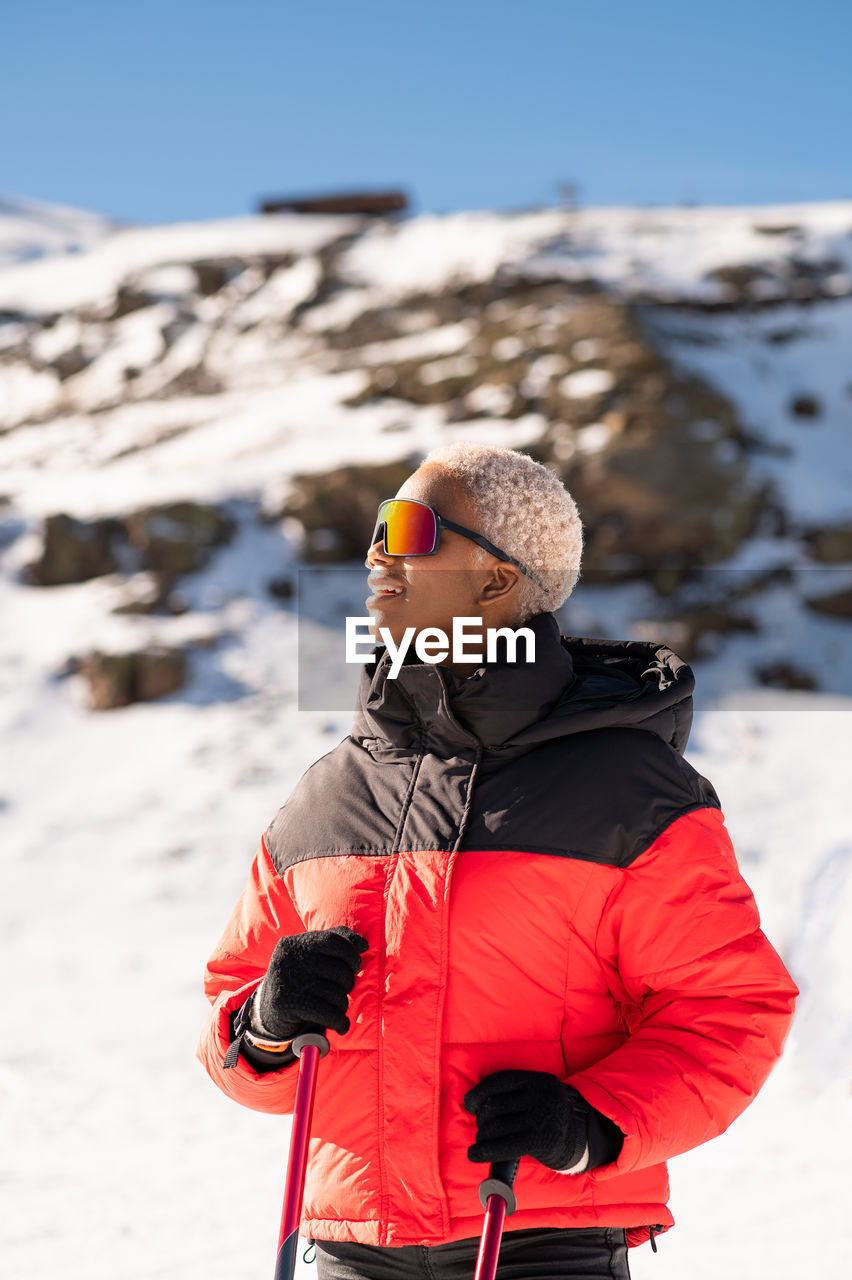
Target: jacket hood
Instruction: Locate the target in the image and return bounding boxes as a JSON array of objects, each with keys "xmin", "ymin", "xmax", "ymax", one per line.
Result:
[{"xmin": 351, "ymin": 611, "xmax": 695, "ymax": 760}]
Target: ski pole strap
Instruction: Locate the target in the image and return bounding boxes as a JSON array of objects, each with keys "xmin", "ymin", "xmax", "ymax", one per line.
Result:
[
  {"xmin": 477, "ymin": 1158, "xmax": 520, "ymax": 1215},
  {"xmin": 223, "ymin": 994, "xmax": 256, "ymax": 1070}
]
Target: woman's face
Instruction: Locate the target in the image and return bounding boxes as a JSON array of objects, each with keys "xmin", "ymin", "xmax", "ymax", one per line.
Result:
[{"xmin": 364, "ymin": 464, "xmax": 522, "ymax": 674}]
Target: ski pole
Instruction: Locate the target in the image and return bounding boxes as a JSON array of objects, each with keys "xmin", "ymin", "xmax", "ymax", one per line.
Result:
[
  {"xmin": 273, "ymin": 1031, "xmax": 330, "ymax": 1280},
  {"xmin": 473, "ymin": 1158, "xmax": 520, "ymax": 1280}
]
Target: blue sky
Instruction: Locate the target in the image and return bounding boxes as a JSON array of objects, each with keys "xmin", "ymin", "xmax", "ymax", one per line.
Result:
[{"xmin": 3, "ymin": 1, "xmax": 850, "ymax": 223}]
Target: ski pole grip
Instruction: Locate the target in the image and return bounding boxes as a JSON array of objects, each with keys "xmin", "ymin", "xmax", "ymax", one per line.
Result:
[
  {"xmin": 478, "ymin": 1158, "xmax": 520, "ymax": 1214},
  {"xmin": 291, "ymin": 1032, "xmax": 330, "ymax": 1058}
]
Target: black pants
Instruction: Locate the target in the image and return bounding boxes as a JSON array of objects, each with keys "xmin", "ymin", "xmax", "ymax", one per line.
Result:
[{"xmin": 313, "ymin": 1226, "xmax": 631, "ymax": 1280}]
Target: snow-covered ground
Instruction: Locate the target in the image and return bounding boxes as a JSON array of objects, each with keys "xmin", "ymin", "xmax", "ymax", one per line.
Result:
[
  {"xmin": 5, "ymin": 198, "xmax": 852, "ymax": 315},
  {"xmin": 2, "ymin": 556, "xmax": 849, "ymax": 1280},
  {"xmin": 645, "ymin": 298, "xmax": 852, "ymax": 526},
  {"xmin": 0, "ymin": 194, "xmax": 114, "ymax": 270},
  {"xmin": 1, "ymin": 196, "xmax": 851, "ymax": 1279}
]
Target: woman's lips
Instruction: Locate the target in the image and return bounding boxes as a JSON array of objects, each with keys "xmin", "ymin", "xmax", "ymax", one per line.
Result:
[
  {"xmin": 366, "ymin": 576, "xmax": 406, "ymax": 608},
  {"xmin": 366, "ymin": 586, "xmax": 406, "ymax": 608}
]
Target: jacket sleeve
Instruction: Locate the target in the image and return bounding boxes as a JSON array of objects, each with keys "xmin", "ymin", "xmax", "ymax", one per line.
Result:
[
  {"xmin": 565, "ymin": 806, "xmax": 798, "ymax": 1177},
  {"xmin": 196, "ymin": 832, "xmax": 305, "ymax": 1114}
]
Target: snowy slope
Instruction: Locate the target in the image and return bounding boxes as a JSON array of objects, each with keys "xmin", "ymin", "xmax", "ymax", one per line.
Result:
[
  {"xmin": 0, "ymin": 210, "xmax": 364, "ymax": 315},
  {"xmin": 0, "ymin": 193, "xmax": 114, "ymax": 269},
  {"xmin": 4, "ymin": 199, "xmax": 852, "ymax": 315},
  {"xmin": 339, "ymin": 201, "xmax": 852, "ymax": 303},
  {"xmin": 2, "ymin": 570, "xmax": 849, "ymax": 1280},
  {"xmin": 644, "ymin": 299, "xmax": 852, "ymax": 527},
  {"xmin": 1, "ymin": 197, "xmax": 851, "ymax": 1280}
]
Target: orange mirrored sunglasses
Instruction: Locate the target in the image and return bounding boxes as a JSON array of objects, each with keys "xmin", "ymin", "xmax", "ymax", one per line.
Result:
[{"xmin": 370, "ymin": 499, "xmax": 544, "ymax": 588}]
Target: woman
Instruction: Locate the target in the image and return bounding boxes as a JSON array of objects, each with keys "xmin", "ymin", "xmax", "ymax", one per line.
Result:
[{"xmin": 198, "ymin": 442, "xmax": 797, "ymax": 1280}]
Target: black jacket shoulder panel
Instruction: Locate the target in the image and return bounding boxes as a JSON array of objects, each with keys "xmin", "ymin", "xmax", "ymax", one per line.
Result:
[
  {"xmin": 266, "ymin": 615, "xmax": 718, "ymax": 873},
  {"xmin": 265, "ymin": 726, "xmax": 720, "ymax": 873},
  {"xmin": 461, "ymin": 727, "xmax": 720, "ymax": 868},
  {"xmin": 265, "ymin": 737, "xmax": 416, "ymax": 872}
]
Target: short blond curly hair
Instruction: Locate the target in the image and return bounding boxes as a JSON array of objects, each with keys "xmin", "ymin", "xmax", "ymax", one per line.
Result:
[{"xmin": 420, "ymin": 442, "xmax": 583, "ymax": 623}]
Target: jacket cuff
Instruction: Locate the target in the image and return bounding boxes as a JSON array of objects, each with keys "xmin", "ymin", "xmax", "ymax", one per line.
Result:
[
  {"xmin": 553, "ymin": 1142, "xmax": 590, "ymax": 1175},
  {"xmin": 586, "ymin": 1102, "xmax": 626, "ymax": 1168},
  {"xmin": 552, "ymin": 1086, "xmax": 625, "ymax": 1174},
  {"xmin": 226, "ymin": 996, "xmax": 299, "ymax": 1073}
]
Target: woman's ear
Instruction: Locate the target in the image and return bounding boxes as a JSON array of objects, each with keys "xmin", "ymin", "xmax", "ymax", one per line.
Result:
[{"xmin": 477, "ymin": 563, "xmax": 523, "ymax": 607}]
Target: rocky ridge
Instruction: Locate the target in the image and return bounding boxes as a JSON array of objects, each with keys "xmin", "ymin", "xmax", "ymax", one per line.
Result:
[{"xmin": 1, "ymin": 201, "xmax": 851, "ymax": 705}]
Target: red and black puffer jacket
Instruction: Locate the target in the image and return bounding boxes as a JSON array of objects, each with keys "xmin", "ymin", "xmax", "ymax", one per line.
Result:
[{"xmin": 197, "ymin": 611, "xmax": 798, "ymax": 1250}]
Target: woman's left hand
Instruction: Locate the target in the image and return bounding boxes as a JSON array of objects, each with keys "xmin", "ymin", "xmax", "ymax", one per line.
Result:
[{"xmin": 463, "ymin": 1069, "xmax": 621, "ymax": 1173}]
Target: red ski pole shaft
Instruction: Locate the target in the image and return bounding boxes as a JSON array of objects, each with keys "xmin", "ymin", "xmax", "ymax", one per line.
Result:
[
  {"xmin": 474, "ymin": 1159, "xmax": 520, "ymax": 1280},
  {"xmin": 273, "ymin": 1032, "xmax": 330, "ymax": 1280}
]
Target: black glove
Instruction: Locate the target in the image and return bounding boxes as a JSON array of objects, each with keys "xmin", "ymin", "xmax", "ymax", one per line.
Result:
[
  {"xmin": 252, "ymin": 925, "xmax": 369, "ymax": 1040},
  {"xmin": 463, "ymin": 1069, "xmax": 624, "ymax": 1172}
]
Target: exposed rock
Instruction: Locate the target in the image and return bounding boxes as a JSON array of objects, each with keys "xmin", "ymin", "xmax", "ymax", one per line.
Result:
[
  {"xmin": 557, "ymin": 422, "xmax": 765, "ymax": 582},
  {"xmin": 674, "ymin": 254, "xmax": 852, "ymax": 311},
  {"xmin": 790, "ymin": 394, "xmax": 822, "ymax": 418},
  {"xmin": 134, "ymin": 647, "xmax": 187, "ymax": 700},
  {"xmin": 25, "ymin": 513, "xmax": 121, "ymax": 586},
  {"xmin": 536, "ymin": 320, "xmax": 767, "ymax": 588},
  {"xmin": 803, "ymin": 586, "xmax": 852, "ymax": 619},
  {"xmin": 280, "ymin": 458, "xmax": 419, "ymax": 562},
  {"xmin": 80, "ymin": 651, "xmax": 136, "ymax": 709},
  {"xmin": 25, "ymin": 501, "xmax": 236, "ymax": 589},
  {"xmin": 753, "ymin": 223, "xmax": 803, "ymax": 238},
  {"xmin": 80, "ymin": 646, "xmax": 187, "ymax": 709},
  {"xmin": 342, "ymin": 290, "xmax": 663, "ymax": 430},
  {"xmin": 52, "ymin": 346, "xmax": 92, "ymax": 380},
  {"xmin": 754, "ymin": 661, "xmax": 819, "ymax": 691},
  {"xmin": 290, "ymin": 284, "xmax": 768, "ymax": 592},
  {"xmin": 724, "ymin": 563, "xmax": 795, "ymax": 597},
  {"xmin": 189, "ymin": 255, "xmax": 296, "ymax": 297},
  {"xmin": 639, "ymin": 603, "xmax": 759, "ymax": 662},
  {"xmin": 706, "ymin": 263, "xmax": 774, "ymax": 299},
  {"xmin": 765, "ymin": 327, "xmax": 808, "ymax": 345},
  {"xmin": 802, "ymin": 523, "xmax": 852, "ymax": 563},
  {"xmin": 267, "ymin": 576, "xmax": 294, "ymax": 600},
  {"xmin": 120, "ymin": 501, "xmax": 236, "ymax": 576},
  {"xmin": 111, "ymin": 574, "xmax": 190, "ymax": 615},
  {"xmin": 257, "ymin": 252, "xmax": 299, "ymax": 281},
  {"xmin": 193, "ymin": 261, "xmax": 238, "ymax": 296},
  {"xmin": 327, "ymin": 277, "xmax": 563, "ymax": 354},
  {"xmin": 191, "ymin": 632, "xmax": 220, "ymax": 650},
  {"xmin": 153, "ymin": 364, "xmax": 223, "ymax": 397},
  {"xmin": 108, "ymin": 286, "xmax": 155, "ymax": 321},
  {"xmin": 788, "ymin": 255, "xmax": 844, "ymax": 281},
  {"xmin": 160, "ymin": 313, "xmax": 196, "ymax": 349}
]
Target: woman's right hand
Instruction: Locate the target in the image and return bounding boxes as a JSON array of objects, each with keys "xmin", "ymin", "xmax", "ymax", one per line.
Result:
[{"xmin": 252, "ymin": 925, "xmax": 369, "ymax": 1040}]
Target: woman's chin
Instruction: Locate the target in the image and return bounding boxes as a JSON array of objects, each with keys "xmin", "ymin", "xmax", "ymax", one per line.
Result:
[
  {"xmin": 365, "ymin": 594, "xmax": 412, "ymax": 629},
  {"xmin": 370, "ymin": 618, "xmax": 409, "ymax": 644}
]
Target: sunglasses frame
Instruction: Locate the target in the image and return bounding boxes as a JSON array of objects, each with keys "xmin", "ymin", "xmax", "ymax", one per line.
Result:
[{"xmin": 371, "ymin": 498, "xmax": 544, "ymax": 589}]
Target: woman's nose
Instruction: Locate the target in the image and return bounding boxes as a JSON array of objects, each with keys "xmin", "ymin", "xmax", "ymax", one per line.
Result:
[{"xmin": 364, "ymin": 537, "xmax": 394, "ymax": 569}]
